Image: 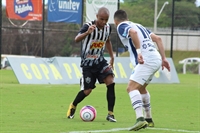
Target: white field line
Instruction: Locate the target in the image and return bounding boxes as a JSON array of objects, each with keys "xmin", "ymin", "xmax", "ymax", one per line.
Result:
[
  {"xmin": 148, "ymin": 127, "xmax": 200, "ymax": 133},
  {"xmin": 66, "ymin": 128, "xmax": 130, "ymax": 133},
  {"xmin": 66, "ymin": 127, "xmax": 200, "ymax": 133}
]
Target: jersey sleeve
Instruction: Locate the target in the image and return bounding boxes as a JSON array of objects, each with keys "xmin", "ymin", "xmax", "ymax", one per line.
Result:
[
  {"xmin": 117, "ymin": 23, "xmax": 132, "ymax": 39},
  {"xmin": 79, "ymin": 24, "xmax": 89, "ymax": 34}
]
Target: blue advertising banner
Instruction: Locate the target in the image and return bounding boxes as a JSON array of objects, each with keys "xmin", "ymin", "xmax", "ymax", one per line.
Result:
[{"xmin": 47, "ymin": 0, "xmax": 82, "ymax": 24}]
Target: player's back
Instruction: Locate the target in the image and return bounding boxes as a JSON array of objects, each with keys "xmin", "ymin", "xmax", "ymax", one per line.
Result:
[
  {"xmin": 117, "ymin": 21, "xmax": 161, "ymax": 62},
  {"xmin": 131, "ymin": 22, "xmax": 160, "ymax": 59}
]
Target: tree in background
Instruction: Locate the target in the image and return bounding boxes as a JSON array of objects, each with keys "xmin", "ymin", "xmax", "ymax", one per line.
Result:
[
  {"xmin": 121, "ymin": 0, "xmax": 200, "ymax": 29},
  {"xmin": 173, "ymin": 1, "xmax": 200, "ymax": 29}
]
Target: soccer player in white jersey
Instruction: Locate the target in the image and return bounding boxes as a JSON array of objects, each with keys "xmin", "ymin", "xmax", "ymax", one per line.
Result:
[
  {"xmin": 113, "ymin": 9, "xmax": 170, "ymax": 131},
  {"xmin": 67, "ymin": 7, "xmax": 117, "ymax": 122}
]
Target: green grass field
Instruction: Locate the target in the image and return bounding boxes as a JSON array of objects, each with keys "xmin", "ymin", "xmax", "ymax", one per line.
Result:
[{"xmin": 0, "ymin": 70, "xmax": 200, "ymax": 133}]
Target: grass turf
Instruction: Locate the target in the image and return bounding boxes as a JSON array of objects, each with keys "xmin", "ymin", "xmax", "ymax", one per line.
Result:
[{"xmin": 0, "ymin": 70, "xmax": 199, "ymax": 133}]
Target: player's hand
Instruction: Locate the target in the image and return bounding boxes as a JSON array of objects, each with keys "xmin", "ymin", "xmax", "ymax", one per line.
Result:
[
  {"xmin": 87, "ymin": 25, "xmax": 96, "ymax": 34},
  {"xmin": 162, "ymin": 58, "xmax": 170, "ymax": 71},
  {"xmin": 137, "ymin": 53, "xmax": 144, "ymax": 64}
]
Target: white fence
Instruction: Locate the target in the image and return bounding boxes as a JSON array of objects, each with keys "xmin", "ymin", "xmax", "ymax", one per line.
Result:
[{"xmin": 154, "ymin": 29, "xmax": 200, "ymax": 51}]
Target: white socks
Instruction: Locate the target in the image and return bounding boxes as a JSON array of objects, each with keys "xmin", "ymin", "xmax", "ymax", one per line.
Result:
[
  {"xmin": 141, "ymin": 92, "xmax": 152, "ymax": 118},
  {"xmin": 129, "ymin": 90, "xmax": 143, "ymax": 119}
]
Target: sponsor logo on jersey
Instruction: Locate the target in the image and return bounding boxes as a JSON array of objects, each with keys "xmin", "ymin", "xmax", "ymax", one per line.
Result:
[
  {"xmin": 90, "ymin": 41, "xmax": 105, "ymax": 49},
  {"xmin": 86, "ymin": 54, "xmax": 99, "ymax": 59}
]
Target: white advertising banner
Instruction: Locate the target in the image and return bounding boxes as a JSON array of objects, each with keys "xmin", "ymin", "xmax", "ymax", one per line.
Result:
[
  {"xmin": 7, "ymin": 57, "xmax": 179, "ymax": 84},
  {"xmin": 86, "ymin": 0, "xmax": 119, "ymax": 24}
]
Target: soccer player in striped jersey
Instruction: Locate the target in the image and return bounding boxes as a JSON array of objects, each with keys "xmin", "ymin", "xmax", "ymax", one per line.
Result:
[
  {"xmin": 113, "ymin": 10, "xmax": 170, "ymax": 131},
  {"xmin": 67, "ymin": 7, "xmax": 117, "ymax": 122}
]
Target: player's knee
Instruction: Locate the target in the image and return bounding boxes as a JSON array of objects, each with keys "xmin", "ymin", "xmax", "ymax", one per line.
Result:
[
  {"xmin": 126, "ymin": 86, "xmax": 131, "ymax": 93},
  {"xmin": 104, "ymin": 75, "xmax": 114, "ymax": 85},
  {"xmin": 126, "ymin": 85, "xmax": 138, "ymax": 93},
  {"xmin": 83, "ymin": 89, "xmax": 92, "ymax": 96}
]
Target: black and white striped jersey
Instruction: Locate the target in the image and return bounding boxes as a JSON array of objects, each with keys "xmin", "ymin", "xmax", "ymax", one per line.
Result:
[{"xmin": 78, "ymin": 20, "xmax": 112, "ymax": 67}]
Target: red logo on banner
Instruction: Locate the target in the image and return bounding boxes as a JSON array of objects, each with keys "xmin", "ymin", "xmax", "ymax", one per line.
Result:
[{"xmin": 6, "ymin": 0, "xmax": 42, "ymax": 21}]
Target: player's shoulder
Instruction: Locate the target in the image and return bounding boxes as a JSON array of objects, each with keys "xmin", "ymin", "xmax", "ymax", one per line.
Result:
[
  {"xmin": 85, "ymin": 21, "xmax": 94, "ymax": 26},
  {"xmin": 79, "ymin": 21, "xmax": 94, "ymax": 33},
  {"xmin": 117, "ymin": 21, "xmax": 133, "ymax": 31},
  {"xmin": 118, "ymin": 21, "xmax": 133, "ymax": 27},
  {"xmin": 135, "ymin": 23, "xmax": 147, "ymax": 29},
  {"xmin": 135, "ymin": 22, "xmax": 142, "ymax": 26},
  {"xmin": 105, "ymin": 23, "xmax": 111, "ymax": 26},
  {"xmin": 104, "ymin": 23, "xmax": 112, "ymax": 32},
  {"xmin": 134, "ymin": 23, "xmax": 152, "ymax": 34},
  {"xmin": 81, "ymin": 21, "xmax": 94, "ymax": 30}
]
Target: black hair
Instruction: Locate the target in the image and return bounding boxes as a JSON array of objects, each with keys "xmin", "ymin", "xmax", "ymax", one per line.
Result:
[{"xmin": 114, "ymin": 9, "xmax": 128, "ymax": 21}]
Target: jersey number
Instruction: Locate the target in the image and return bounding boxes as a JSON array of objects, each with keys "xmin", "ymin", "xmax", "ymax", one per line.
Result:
[{"xmin": 136, "ymin": 25, "xmax": 151, "ymax": 40}]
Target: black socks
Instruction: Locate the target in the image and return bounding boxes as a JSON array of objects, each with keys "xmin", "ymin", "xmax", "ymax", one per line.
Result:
[
  {"xmin": 106, "ymin": 83, "xmax": 115, "ymax": 112},
  {"xmin": 72, "ymin": 90, "xmax": 87, "ymax": 106}
]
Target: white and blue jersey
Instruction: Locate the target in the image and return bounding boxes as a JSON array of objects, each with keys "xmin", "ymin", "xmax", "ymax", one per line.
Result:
[{"xmin": 117, "ymin": 21, "xmax": 161, "ymax": 66}]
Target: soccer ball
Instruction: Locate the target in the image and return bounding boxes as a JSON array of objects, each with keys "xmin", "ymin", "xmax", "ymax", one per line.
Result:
[{"xmin": 80, "ymin": 105, "xmax": 97, "ymax": 122}]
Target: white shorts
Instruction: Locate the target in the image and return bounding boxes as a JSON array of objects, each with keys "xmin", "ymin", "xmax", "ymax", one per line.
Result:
[{"xmin": 130, "ymin": 59, "xmax": 162, "ymax": 85}]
